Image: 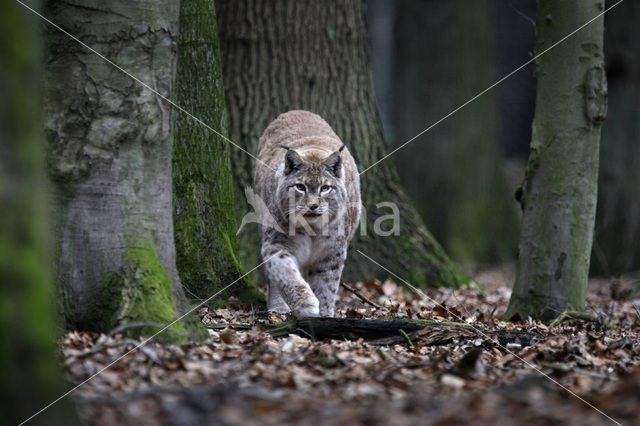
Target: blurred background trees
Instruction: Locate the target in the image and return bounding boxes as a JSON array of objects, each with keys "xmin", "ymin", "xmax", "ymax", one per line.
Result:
[
  {"xmin": 592, "ymin": 0, "xmax": 640, "ymax": 277},
  {"xmin": 368, "ymin": 0, "xmax": 534, "ymax": 271},
  {"xmin": 368, "ymin": 0, "xmax": 637, "ymax": 282},
  {"xmin": 370, "ymin": 0, "xmax": 521, "ymax": 269}
]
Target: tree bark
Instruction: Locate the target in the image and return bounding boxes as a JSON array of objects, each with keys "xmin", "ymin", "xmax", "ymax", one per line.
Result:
[
  {"xmin": 506, "ymin": 0, "xmax": 607, "ymax": 321},
  {"xmin": 44, "ymin": 0, "xmax": 187, "ymax": 339},
  {"xmin": 173, "ymin": 0, "xmax": 264, "ymax": 306},
  {"xmin": 0, "ymin": 1, "xmax": 79, "ymax": 423},
  {"xmin": 217, "ymin": 0, "xmax": 469, "ymax": 289},
  {"xmin": 390, "ymin": 0, "xmax": 520, "ymax": 267},
  {"xmin": 591, "ymin": 0, "xmax": 640, "ymax": 275}
]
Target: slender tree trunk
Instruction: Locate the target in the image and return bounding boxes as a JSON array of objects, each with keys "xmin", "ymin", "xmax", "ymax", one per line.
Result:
[
  {"xmin": 391, "ymin": 0, "xmax": 520, "ymax": 267},
  {"xmin": 173, "ymin": 0, "xmax": 263, "ymax": 305},
  {"xmin": 44, "ymin": 0, "xmax": 187, "ymax": 339},
  {"xmin": 506, "ymin": 0, "xmax": 607, "ymax": 321},
  {"xmin": 591, "ymin": 0, "xmax": 640, "ymax": 275},
  {"xmin": 0, "ymin": 2, "xmax": 79, "ymax": 423},
  {"xmin": 217, "ymin": 0, "xmax": 469, "ymax": 289}
]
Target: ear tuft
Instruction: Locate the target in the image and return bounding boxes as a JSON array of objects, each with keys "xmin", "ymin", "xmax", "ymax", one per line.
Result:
[
  {"xmin": 284, "ymin": 149, "xmax": 303, "ymax": 175},
  {"xmin": 322, "ymin": 150, "xmax": 342, "ymax": 177}
]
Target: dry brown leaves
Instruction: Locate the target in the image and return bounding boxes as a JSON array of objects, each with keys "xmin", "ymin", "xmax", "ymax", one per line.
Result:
[{"xmin": 62, "ymin": 274, "xmax": 640, "ymax": 425}]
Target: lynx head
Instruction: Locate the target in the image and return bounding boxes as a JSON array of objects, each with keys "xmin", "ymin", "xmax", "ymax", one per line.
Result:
[{"xmin": 276, "ymin": 145, "xmax": 347, "ymax": 233}]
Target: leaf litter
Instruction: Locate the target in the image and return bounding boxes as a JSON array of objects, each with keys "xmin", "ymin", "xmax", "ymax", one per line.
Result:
[{"xmin": 61, "ymin": 272, "xmax": 640, "ymax": 425}]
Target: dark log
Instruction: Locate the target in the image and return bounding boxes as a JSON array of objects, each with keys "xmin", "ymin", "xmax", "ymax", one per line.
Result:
[
  {"xmin": 257, "ymin": 317, "xmax": 538, "ymax": 350},
  {"xmin": 263, "ymin": 317, "xmax": 472, "ymax": 340}
]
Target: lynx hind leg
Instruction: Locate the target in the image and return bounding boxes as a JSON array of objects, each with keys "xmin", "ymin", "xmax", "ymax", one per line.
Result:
[
  {"xmin": 263, "ymin": 249, "xmax": 319, "ymax": 317},
  {"xmin": 307, "ymin": 251, "xmax": 346, "ymax": 317}
]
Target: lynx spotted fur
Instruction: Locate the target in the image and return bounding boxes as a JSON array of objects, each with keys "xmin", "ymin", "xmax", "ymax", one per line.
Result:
[{"xmin": 255, "ymin": 110, "xmax": 361, "ymax": 317}]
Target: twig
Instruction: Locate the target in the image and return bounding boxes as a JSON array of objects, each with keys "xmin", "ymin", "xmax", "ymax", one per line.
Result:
[
  {"xmin": 294, "ymin": 327, "xmax": 316, "ymax": 340},
  {"xmin": 539, "ymin": 362, "xmax": 618, "ymax": 380},
  {"xmin": 341, "ymin": 281, "xmax": 383, "ymax": 309},
  {"xmin": 283, "ymin": 342, "xmax": 313, "ymax": 366},
  {"xmin": 549, "ymin": 310, "xmax": 616, "ymax": 329},
  {"xmin": 108, "ymin": 321, "xmax": 187, "ymax": 338},
  {"xmin": 202, "ymin": 322, "xmax": 253, "ymax": 330},
  {"xmin": 75, "ymin": 340, "xmax": 129, "ymax": 359},
  {"xmin": 398, "ymin": 329, "xmax": 414, "ymax": 349},
  {"xmin": 376, "ymin": 348, "xmax": 400, "ymax": 366},
  {"xmin": 75, "ymin": 338, "xmax": 160, "ymax": 363},
  {"xmin": 122, "ymin": 338, "xmax": 161, "ymax": 364},
  {"xmin": 539, "ymin": 361, "xmax": 574, "ymax": 373}
]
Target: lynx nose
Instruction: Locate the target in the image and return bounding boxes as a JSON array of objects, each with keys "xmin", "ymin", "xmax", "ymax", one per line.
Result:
[{"xmin": 309, "ymin": 203, "xmax": 319, "ymax": 211}]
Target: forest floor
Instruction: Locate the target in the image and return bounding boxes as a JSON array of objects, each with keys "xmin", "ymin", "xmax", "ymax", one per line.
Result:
[{"xmin": 61, "ymin": 270, "xmax": 640, "ymax": 426}]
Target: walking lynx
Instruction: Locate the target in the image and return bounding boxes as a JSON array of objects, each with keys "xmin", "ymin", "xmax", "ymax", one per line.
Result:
[{"xmin": 255, "ymin": 111, "xmax": 361, "ymax": 317}]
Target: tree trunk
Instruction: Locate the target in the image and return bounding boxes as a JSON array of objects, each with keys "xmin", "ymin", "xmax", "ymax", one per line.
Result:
[
  {"xmin": 173, "ymin": 0, "xmax": 264, "ymax": 306},
  {"xmin": 44, "ymin": 0, "xmax": 187, "ymax": 340},
  {"xmin": 0, "ymin": 2, "xmax": 79, "ymax": 423},
  {"xmin": 591, "ymin": 0, "xmax": 640, "ymax": 276},
  {"xmin": 217, "ymin": 0, "xmax": 469, "ymax": 289},
  {"xmin": 506, "ymin": 0, "xmax": 607, "ymax": 321},
  {"xmin": 390, "ymin": 0, "xmax": 520, "ymax": 268}
]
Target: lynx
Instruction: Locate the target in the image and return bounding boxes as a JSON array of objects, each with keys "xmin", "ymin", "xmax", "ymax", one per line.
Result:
[{"xmin": 254, "ymin": 110, "xmax": 361, "ymax": 317}]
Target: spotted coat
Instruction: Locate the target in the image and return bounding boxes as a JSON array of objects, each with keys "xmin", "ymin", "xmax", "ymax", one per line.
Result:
[{"xmin": 255, "ymin": 110, "xmax": 361, "ymax": 317}]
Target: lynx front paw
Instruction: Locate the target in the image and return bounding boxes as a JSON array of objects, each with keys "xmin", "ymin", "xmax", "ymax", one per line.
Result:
[{"xmin": 291, "ymin": 298, "xmax": 320, "ymax": 318}]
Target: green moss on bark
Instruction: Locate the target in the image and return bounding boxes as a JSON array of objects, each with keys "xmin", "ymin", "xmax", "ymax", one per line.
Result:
[
  {"xmin": 174, "ymin": 0, "xmax": 264, "ymax": 307},
  {"xmin": 120, "ymin": 245, "xmax": 186, "ymax": 343}
]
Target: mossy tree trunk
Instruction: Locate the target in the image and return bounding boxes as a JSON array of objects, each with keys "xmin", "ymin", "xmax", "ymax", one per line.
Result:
[
  {"xmin": 591, "ymin": 0, "xmax": 640, "ymax": 275},
  {"xmin": 44, "ymin": 0, "xmax": 187, "ymax": 340},
  {"xmin": 217, "ymin": 0, "xmax": 469, "ymax": 289},
  {"xmin": 506, "ymin": 0, "xmax": 607, "ymax": 321},
  {"xmin": 390, "ymin": 0, "xmax": 520, "ymax": 268},
  {"xmin": 0, "ymin": 1, "xmax": 79, "ymax": 423},
  {"xmin": 173, "ymin": 0, "xmax": 264, "ymax": 306}
]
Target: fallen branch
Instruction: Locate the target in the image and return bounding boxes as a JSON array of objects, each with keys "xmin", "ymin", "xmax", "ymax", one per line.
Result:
[
  {"xmin": 75, "ymin": 338, "xmax": 160, "ymax": 363},
  {"xmin": 539, "ymin": 361, "xmax": 618, "ymax": 380},
  {"xmin": 340, "ymin": 281, "xmax": 383, "ymax": 309},
  {"xmin": 108, "ymin": 321, "xmax": 187, "ymax": 338},
  {"xmin": 262, "ymin": 317, "xmax": 472, "ymax": 340},
  {"xmin": 202, "ymin": 322, "xmax": 254, "ymax": 330},
  {"xmin": 259, "ymin": 317, "xmax": 539, "ymax": 352},
  {"xmin": 549, "ymin": 310, "xmax": 616, "ymax": 329}
]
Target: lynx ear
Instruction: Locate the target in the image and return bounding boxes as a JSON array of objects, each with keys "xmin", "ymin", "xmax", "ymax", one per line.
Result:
[
  {"xmin": 284, "ymin": 149, "xmax": 303, "ymax": 175},
  {"xmin": 322, "ymin": 150, "xmax": 342, "ymax": 177}
]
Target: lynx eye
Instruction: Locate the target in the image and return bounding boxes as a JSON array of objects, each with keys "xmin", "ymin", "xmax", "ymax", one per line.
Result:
[
  {"xmin": 320, "ymin": 185, "xmax": 332, "ymax": 194},
  {"xmin": 294, "ymin": 184, "xmax": 306, "ymax": 192}
]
